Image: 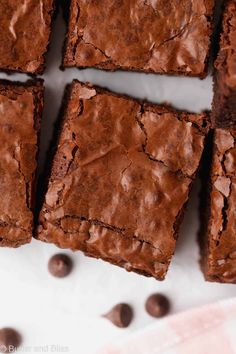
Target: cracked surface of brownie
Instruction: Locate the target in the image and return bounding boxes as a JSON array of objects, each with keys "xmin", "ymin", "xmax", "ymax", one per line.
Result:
[
  {"xmin": 63, "ymin": 0, "xmax": 215, "ymax": 77},
  {"xmin": 212, "ymin": 0, "xmax": 236, "ymax": 128},
  {"xmin": 0, "ymin": 0, "xmax": 55, "ymax": 74},
  {"xmin": 200, "ymin": 129, "xmax": 236, "ymax": 283},
  {"xmin": 38, "ymin": 80, "xmax": 210, "ymax": 280},
  {"xmin": 0, "ymin": 79, "xmax": 44, "ymax": 247}
]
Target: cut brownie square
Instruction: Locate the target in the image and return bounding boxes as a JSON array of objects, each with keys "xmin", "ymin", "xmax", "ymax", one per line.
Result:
[
  {"xmin": 0, "ymin": 79, "xmax": 44, "ymax": 247},
  {"xmin": 199, "ymin": 128, "xmax": 236, "ymax": 283},
  {"xmin": 212, "ymin": 0, "xmax": 236, "ymax": 128},
  {"xmin": 37, "ymin": 80, "xmax": 210, "ymax": 280},
  {"xmin": 0, "ymin": 0, "xmax": 55, "ymax": 74},
  {"xmin": 63, "ymin": 0, "xmax": 215, "ymax": 77}
]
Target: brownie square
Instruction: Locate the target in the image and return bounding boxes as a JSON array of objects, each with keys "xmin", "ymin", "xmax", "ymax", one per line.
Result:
[
  {"xmin": 37, "ymin": 80, "xmax": 209, "ymax": 280},
  {"xmin": 0, "ymin": 79, "xmax": 44, "ymax": 247},
  {"xmin": 200, "ymin": 129, "xmax": 236, "ymax": 283},
  {"xmin": 212, "ymin": 0, "xmax": 236, "ymax": 128},
  {"xmin": 0, "ymin": 0, "xmax": 55, "ymax": 74},
  {"xmin": 62, "ymin": 0, "xmax": 215, "ymax": 77}
]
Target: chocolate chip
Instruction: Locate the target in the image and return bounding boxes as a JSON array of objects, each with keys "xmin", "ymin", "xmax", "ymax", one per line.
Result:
[
  {"xmin": 0, "ymin": 328, "xmax": 21, "ymax": 353},
  {"xmin": 48, "ymin": 254, "xmax": 73, "ymax": 278},
  {"xmin": 103, "ymin": 303, "xmax": 133, "ymax": 328},
  {"xmin": 145, "ymin": 294, "xmax": 170, "ymax": 318}
]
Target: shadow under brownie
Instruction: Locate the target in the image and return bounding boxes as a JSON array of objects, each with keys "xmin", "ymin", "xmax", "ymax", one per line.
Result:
[
  {"xmin": 37, "ymin": 80, "xmax": 210, "ymax": 280},
  {"xmin": 200, "ymin": 128, "xmax": 236, "ymax": 283},
  {"xmin": 0, "ymin": 0, "xmax": 55, "ymax": 75},
  {"xmin": 63, "ymin": 0, "xmax": 215, "ymax": 78},
  {"xmin": 0, "ymin": 79, "xmax": 44, "ymax": 247}
]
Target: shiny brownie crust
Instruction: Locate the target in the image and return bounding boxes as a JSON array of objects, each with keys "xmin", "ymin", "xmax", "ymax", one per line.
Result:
[
  {"xmin": 37, "ymin": 80, "xmax": 210, "ymax": 280},
  {"xmin": 200, "ymin": 129, "xmax": 236, "ymax": 283},
  {"xmin": 212, "ymin": 0, "xmax": 236, "ymax": 128},
  {"xmin": 63, "ymin": 0, "xmax": 215, "ymax": 77},
  {"xmin": 0, "ymin": 0, "xmax": 55, "ymax": 74},
  {"xmin": 0, "ymin": 79, "xmax": 44, "ymax": 247}
]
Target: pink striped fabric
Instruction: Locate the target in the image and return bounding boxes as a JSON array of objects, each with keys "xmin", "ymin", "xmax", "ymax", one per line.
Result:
[{"xmin": 98, "ymin": 298, "xmax": 236, "ymax": 354}]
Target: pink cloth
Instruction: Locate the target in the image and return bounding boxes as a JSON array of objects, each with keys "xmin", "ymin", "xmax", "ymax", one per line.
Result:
[{"xmin": 99, "ymin": 298, "xmax": 236, "ymax": 354}]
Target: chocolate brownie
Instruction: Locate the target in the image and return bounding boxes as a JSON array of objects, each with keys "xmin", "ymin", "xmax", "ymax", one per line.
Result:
[
  {"xmin": 37, "ymin": 80, "xmax": 210, "ymax": 280},
  {"xmin": 0, "ymin": 0, "xmax": 55, "ymax": 74},
  {"xmin": 200, "ymin": 129, "xmax": 236, "ymax": 283},
  {"xmin": 62, "ymin": 0, "xmax": 215, "ymax": 77},
  {"xmin": 212, "ymin": 0, "xmax": 236, "ymax": 128},
  {"xmin": 0, "ymin": 79, "xmax": 44, "ymax": 247}
]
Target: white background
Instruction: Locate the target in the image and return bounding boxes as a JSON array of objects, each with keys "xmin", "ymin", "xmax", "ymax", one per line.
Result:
[{"xmin": 0, "ymin": 9, "xmax": 235, "ymax": 354}]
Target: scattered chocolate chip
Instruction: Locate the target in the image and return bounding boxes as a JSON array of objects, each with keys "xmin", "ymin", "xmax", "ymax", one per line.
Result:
[
  {"xmin": 48, "ymin": 254, "xmax": 73, "ymax": 278},
  {"xmin": 103, "ymin": 303, "xmax": 133, "ymax": 328},
  {"xmin": 0, "ymin": 328, "xmax": 21, "ymax": 353},
  {"xmin": 145, "ymin": 293, "xmax": 170, "ymax": 318}
]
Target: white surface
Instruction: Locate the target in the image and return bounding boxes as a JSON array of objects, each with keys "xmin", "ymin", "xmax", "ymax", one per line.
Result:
[{"xmin": 0, "ymin": 10, "xmax": 235, "ymax": 354}]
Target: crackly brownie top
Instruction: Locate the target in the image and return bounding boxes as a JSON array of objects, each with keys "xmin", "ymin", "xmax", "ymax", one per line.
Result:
[
  {"xmin": 39, "ymin": 81, "xmax": 209, "ymax": 258},
  {"xmin": 0, "ymin": 81, "xmax": 43, "ymax": 244},
  {"xmin": 208, "ymin": 129, "xmax": 236, "ymax": 281},
  {"xmin": 64, "ymin": 0, "xmax": 215, "ymax": 76},
  {"xmin": 215, "ymin": 0, "xmax": 236, "ymax": 89},
  {"xmin": 0, "ymin": 0, "xmax": 54, "ymax": 74}
]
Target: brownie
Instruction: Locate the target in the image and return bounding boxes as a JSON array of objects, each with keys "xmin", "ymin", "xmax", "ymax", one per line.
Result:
[
  {"xmin": 212, "ymin": 0, "xmax": 236, "ymax": 128},
  {"xmin": 0, "ymin": 0, "xmax": 55, "ymax": 75},
  {"xmin": 37, "ymin": 80, "xmax": 210, "ymax": 280},
  {"xmin": 62, "ymin": 0, "xmax": 215, "ymax": 77},
  {"xmin": 199, "ymin": 128, "xmax": 236, "ymax": 283},
  {"xmin": 0, "ymin": 79, "xmax": 44, "ymax": 247}
]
